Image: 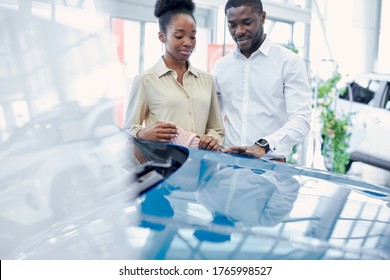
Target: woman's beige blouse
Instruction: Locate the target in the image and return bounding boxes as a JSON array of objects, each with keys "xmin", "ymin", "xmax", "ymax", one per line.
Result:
[{"xmin": 124, "ymin": 57, "xmax": 224, "ymax": 144}]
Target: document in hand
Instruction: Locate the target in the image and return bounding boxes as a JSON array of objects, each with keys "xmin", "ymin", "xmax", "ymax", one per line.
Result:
[{"xmin": 169, "ymin": 125, "xmax": 200, "ymax": 148}]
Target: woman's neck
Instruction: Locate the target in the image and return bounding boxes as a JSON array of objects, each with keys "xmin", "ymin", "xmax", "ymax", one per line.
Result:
[{"xmin": 162, "ymin": 54, "xmax": 188, "ymax": 72}]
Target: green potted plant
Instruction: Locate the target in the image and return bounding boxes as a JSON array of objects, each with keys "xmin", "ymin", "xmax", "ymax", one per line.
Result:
[{"xmin": 317, "ymin": 72, "xmax": 352, "ymax": 174}]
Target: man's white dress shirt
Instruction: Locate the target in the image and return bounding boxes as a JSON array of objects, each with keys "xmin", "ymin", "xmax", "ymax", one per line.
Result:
[{"xmin": 212, "ymin": 36, "xmax": 312, "ymax": 158}]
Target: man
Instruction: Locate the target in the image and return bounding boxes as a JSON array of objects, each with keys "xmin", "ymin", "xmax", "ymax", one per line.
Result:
[{"xmin": 213, "ymin": 0, "xmax": 312, "ymax": 162}]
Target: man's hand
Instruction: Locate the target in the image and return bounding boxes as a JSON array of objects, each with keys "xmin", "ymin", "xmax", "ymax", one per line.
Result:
[
  {"xmin": 221, "ymin": 144, "xmax": 266, "ymax": 158},
  {"xmin": 137, "ymin": 121, "xmax": 177, "ymax": 142}
]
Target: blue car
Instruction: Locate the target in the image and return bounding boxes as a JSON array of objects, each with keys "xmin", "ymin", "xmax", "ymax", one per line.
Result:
[
  {"xmin": 8, "ymin": 139, "xmax": 390, "ymax": 260},
  {"xmin": 1, "ymin": 4, "xmax": 389, "ymax": 261}
]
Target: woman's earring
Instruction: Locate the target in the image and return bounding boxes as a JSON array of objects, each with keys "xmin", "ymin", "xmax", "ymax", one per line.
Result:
[{"xmin": 160, "ymin": 38, "xmax": 165, "ymax": 52}]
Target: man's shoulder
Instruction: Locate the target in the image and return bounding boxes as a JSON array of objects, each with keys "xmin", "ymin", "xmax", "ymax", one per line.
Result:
[
  {"xmin": 213, "ymin": 51, "xmax": 235, "ymax": 71},
  {"xmin": 271, "ymin": 43, "xmax": 301, "ymax": 60},
  {"xmin": 217, "ymin": 51, "xmax": 235, "ymax": 63}
]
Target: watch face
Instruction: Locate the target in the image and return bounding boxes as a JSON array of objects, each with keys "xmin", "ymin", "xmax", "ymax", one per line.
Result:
[
  {"xmin": 259, "ymin": 139, "xmax": 267, "ymax": 146},
  {"xmin": 257, "ymin": 139, "xmax": 270, "ymax": 153}
]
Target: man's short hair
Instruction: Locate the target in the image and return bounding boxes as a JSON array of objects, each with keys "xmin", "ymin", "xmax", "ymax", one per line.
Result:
[{"xmin": 225, "ymin": 0, "xmax": 263, "ymax": 15}]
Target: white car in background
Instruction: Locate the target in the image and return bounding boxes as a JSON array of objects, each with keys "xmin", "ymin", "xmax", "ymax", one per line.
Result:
[
  {"xmin": 0, "ymin": 100, "xmax": 131, "ymax": 256},
  {"xmin": 335, "ymin": 73, "xmax": 390, "ymax": 171}
]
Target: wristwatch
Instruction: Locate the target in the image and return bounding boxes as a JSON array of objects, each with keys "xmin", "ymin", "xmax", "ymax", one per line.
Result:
[{"xmin": 255, "ymin": 138, "xmax": 270, "ymax": 154}]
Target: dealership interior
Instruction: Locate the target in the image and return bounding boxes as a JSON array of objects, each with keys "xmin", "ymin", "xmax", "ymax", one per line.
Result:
[
  {"xmin": 1, "ymin": 0, "xmax": 389, "ymax": 185},
  {"xmin": 1, "ymin": 0, "xmax": 390, "ymax": 261}
]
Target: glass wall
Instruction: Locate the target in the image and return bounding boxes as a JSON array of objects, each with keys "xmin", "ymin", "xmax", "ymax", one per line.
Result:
[
  {"xmin": 0, "ymin": 0, "xmax": 310, "ymax": 142},
  {"xmin": 378, "ymin": 0, "xmax": 390, "ymax": 73},
  {"xmin": 0, "ymin": 0, "xmax": 127, "ymax": 140},
  {"xmin": 1, "ymin": 0, "xmax": 388, "ymax": 144}
]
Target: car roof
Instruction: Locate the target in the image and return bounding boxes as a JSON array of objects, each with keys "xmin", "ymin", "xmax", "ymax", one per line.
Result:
[{"xmin": 355, "ymin": 72, "xmax": 390, "ymax": 81}]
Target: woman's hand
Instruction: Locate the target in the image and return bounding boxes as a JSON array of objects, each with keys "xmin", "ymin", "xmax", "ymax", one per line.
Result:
[
  {"xmin": 199, "ymin": 135, "xmax": 219, "ymax": 151},
  {"xmin": 137, "ymin": 121, "xmax": 177, "ymax": 142}
]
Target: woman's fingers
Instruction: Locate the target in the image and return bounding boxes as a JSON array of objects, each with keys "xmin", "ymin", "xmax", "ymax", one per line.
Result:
[{"xmin": 199, "ymin": 135, "xmax": 219, "ymax": 150}]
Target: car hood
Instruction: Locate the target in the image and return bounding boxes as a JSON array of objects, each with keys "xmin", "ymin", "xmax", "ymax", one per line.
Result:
[{"xmin": 9, "ymin": 143, "xmax": 390, "ymax": 260}]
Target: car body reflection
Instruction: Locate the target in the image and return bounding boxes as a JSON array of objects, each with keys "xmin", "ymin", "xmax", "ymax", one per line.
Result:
[{"xmin": 9, "ymin": 140, "xmax": 390, "ymax": 260}]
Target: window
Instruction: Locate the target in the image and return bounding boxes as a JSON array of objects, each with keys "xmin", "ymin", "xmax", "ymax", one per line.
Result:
[
  {"xmin": 340, "ymin": 76, "xmax": 383, "ymax": 105},
  {"xmin": 123, "ymin": 20, "xmax": 141, "ymax": 80},
  {"xmin": 348, "ymin": 82, "xmax": 375, "ymax": 104},
  {"xmin": 144, "ymin": 22, "xmax": 161, "ymax": 71}
]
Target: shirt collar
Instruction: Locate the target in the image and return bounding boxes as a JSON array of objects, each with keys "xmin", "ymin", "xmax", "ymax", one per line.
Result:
[
  {"xmin": 259, "ymin": 35, "xmax": 272, "ymax": 56},
  {"xmin": 155, "ymin": 56, "xmax": 200, "ymax": 78},
  {"xmin": 233, "ymin": 34, "xmax": 273, "ymax": 58}
]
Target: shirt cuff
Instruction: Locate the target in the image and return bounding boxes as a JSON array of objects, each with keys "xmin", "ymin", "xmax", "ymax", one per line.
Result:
[
  {"xmin": 263, "ymin": 135, "xmax": 283, "ymax": 156},
  {"xmin": 130, "ymin": 125, "xmax": 144, "ymax": 139},
  {"xmin": 263, "ymin": 135, "xmax": 291, "ymax": 158}
]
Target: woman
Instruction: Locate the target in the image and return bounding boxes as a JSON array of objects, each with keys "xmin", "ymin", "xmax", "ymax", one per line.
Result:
[{"xmin": 124, "ymin": 0, "xmax": 224, "ymax": 151}]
